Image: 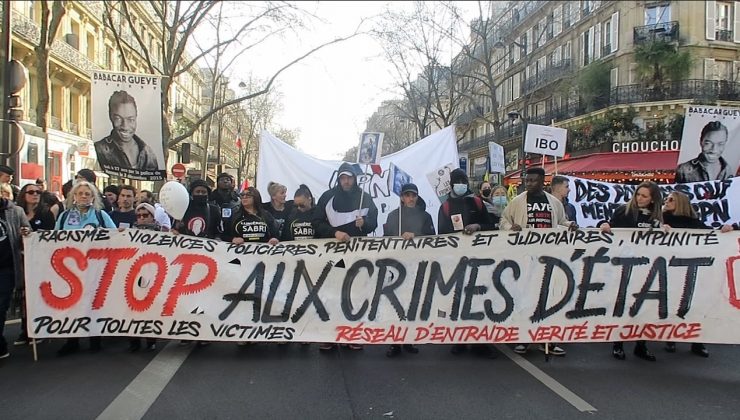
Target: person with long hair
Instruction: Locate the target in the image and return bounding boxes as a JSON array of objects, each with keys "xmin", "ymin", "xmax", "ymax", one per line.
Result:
[
  {"xmin": 55, "ymin": 181, "xmax": 116, "ymax": 356},
  {"xmin": 223, "ymin": 186, "xmax": 279, "ymax": 245},
  {"xmin": 662, "ymin": 191, "xmax": 710, "ymax": 357},
  {"xmin": 282, "ymin": 184, "xmax": 317, "ymax": 242},
  {"xmin": 600, "ymin": 181, "xmax": 665, "ymax": 361},
  {"xmin": 13, "ymin": 184, "xmax": 56, "ymax": 346},
  {"xmin": 263, "ymin": 181, "xmax": 293, "ymax": 240}
]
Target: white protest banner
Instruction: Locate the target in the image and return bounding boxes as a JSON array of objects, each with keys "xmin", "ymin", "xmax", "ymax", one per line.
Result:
[
  {"xmin": 524, "ymin": 124, "xmax": 568, "ymax": 158},
  {"xmin": 91, "ymin": 71, "xmax": 166, "ymax": 181},
  {"xmin": 675, "ymin": 105, "xmax": 740, "ymax": 183},
  {"xmin": 489, "ymin": 142, "xmax": 505, "ymax": 174},
  {"xmin": 357, "ymin": 132, "xmax": 384, "ymax": 165},
  {"xmin": 565, "ymin": 175, "xmax": 740, "ymax": 228},
  {"xmin": 257, "ymin": 126, "xmax": 458, "ymax": 235},
  {"xmin": 25, "ymin": 229, "xmax": 740, "ymax": 344}
]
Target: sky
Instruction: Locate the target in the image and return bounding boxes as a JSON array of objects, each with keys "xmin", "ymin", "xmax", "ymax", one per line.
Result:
[{"xmin": 225, "ymin": 1, "xmax": 483, "ymax": 160}]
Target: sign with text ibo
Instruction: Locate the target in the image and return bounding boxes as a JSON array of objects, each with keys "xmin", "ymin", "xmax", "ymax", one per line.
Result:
[{"xmin": 524, "ymin": 124, "xmax": 568, "ymax": 158}]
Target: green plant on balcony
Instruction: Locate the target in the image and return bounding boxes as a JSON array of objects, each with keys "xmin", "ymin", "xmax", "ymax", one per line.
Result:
[
  {"xmin": 577, "ymin": 61, "xmax": 611, "ymax": 112},
  {"xmin": 634, "ymin": 40, "xmax": 692, "ymax": 96},
  {"xmin": 567, "ymin": 107, "xmax": 640, "ymax": 152}
]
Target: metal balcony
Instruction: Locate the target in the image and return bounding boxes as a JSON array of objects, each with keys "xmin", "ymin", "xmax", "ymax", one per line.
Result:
[
  {"xmin": 522, "ymin": 59, "xmax": 573, "ymax": 94},
  {"xmin": 610, "ymin": 79, "xmax": 740, "ymax": 104},
  {"xmin": 456, "ymin": 106, "xmax": 483, "ymax": 126},
  {"xmin": 633, "ymin": 21, "xmax": 680, "ymax": 45},
  {"xmin": 716, "ymin": 29, "xmax": 733, "ymax": 42}
]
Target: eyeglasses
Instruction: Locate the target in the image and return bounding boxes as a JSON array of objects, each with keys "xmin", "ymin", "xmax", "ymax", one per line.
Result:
[
  {"xmin": 25, "ymin": 190, "xmax": 41, "ymax": 195},
  {"xmin": 666, "ymin": 197, "xmax": 675, "ymax": 202},
  {"xmin": 136, "ymin": 213, "xmax": 152, "ymax": 219},
  {"xmin": 239, "ymin": 193, "xmax": 254, "ymax": 198}
]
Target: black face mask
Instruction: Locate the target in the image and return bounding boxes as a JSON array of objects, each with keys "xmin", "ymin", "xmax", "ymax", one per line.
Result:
[
  {"xmin": 481, "ymin": 189, "xmax": 492, "ymax": 197},
  {"xmin": 193, "ymin": 195, "xmax": 208, "ymax": 205}
]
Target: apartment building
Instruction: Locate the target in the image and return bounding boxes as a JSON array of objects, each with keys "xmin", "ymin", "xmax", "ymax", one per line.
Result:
[
  {"xmin": 457, "ymin": 0, "xmax": 740, "ymax": 184},
  {"xmin": 8, "ymin": 0, "xmax": 206, "ymax": 194}
]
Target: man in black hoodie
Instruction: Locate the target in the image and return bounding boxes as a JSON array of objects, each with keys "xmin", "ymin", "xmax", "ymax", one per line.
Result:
[
  {"xmin": 313, "ymin": 162, "xmax": 377, "ymax": 351},
  {"xmin": 210, "ymin": 173, "xmax": 239, "ymax": 217},
  {"xmin": 313, "ymin": 162, "xmax": 378, "ymax": 241},
  {"xmin": 172, "ymin": 179, "xmax": 220, "ymax": 239}
]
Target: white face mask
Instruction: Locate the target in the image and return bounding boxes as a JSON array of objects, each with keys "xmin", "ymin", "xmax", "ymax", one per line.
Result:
[{"xmin": 452, "ymin": 184, "xmax": 468, "ymax": 196}]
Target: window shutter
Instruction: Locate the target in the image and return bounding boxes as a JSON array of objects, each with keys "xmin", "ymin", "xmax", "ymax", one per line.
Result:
[
  {"xmin": 734, "ymin": 2, "xmax": 740, "ymax": 42},
  {"xmin": 707, "ymin": 1, "xmax": 716, "ymax": 40},
  {"xmin": 629, "ymin": 63, "xmax": 637, "ymax": 83},
  {"xmin": 580, "ymin": 32, "xmax": 585, "ymax": 66},
  {"xmin": 588, "ymin": 26, "xmax": 595, "ymax": 62},
  {"xmin": 611, "ymin": 12, "xmax": 619, "ymax": 52},
  {"xmin": 527, "ymin": 28, "xmax": 533, "ymax": 54},
  {"xmin": 595, "ymin": 23, "xmax": 602, "ymax": 59},
  {"xmin": 734, "ymin": 61, "xmax": 740, "ymax": 81},
  {"xmin": 704, "ymin": 58, "xmax": 716, "ymax": 79},
  {"xmin": 514, "ymin": 43, "xmax": 520, "ymax": 62},
  {"xmin": 555, "ymin": 45, "xmax": 562, "ymax": 63},
  {"xmin": 513, "ymin": 73, "xmax": 521, "ymax": 100}
]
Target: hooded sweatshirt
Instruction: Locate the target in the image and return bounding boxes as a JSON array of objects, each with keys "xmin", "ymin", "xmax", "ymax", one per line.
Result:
[
  {"xmin": 176, "ymin": 180, "xmax": 221, "ymax": 238},
  {"xmin": 383, "ymin": 196, "xmax": 435, "ymax": 237},
  {"xmin": 437, "ymin": 169, "xmax": 494, "ymax": 234},
  {"xmin": 313, "ymin": 162, "xmax": 378, "ymax": 238}
]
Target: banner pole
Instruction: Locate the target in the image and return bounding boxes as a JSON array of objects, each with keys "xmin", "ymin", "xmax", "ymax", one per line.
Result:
[
  {"xmin": 358, "ymin": 164, "xmax": 368, "ymax": 211},
  {"xmin": 554, "ymin": 156, "xmax": 558, "ymax": 175}
]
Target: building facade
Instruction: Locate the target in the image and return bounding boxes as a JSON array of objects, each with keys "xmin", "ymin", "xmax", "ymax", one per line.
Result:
[{"xmin": 456, "ymin": 0, "xmax": 740, "ymax": 184}]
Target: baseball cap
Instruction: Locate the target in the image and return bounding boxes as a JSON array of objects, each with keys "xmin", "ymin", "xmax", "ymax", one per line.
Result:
[{"xmin": 401, "ymin": 183, "xmax": 418, "ymax": 194}]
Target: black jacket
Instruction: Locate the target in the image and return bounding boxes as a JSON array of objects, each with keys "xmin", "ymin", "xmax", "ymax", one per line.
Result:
[
  {"xmin": 222, "ymin": 206, "xmax": 278, "ymax": 243},
  {"xmin": 607, "ymin": 205, "xmax": 660, "ymax": 229},
  {"xmin": 437, "ymin": 193, "xmax": 494, "ymax": 234},
  {"xmin": 313, "ymin": 163, "xmax": 378, "ymax": 238},
  {"xmin": 383, "ymin": 196, "xmax": 435, "ymax": 237},
  {"xmin": 662, "ymin": 212, "xmax": 709, "ymax": 229},
  {"xmin": 175, "ymin": 201, "xmax": 221, "ymax": 239},
  {"xmin": 282, "ymin": 207, "xmax": 316, "ymax": 241}
]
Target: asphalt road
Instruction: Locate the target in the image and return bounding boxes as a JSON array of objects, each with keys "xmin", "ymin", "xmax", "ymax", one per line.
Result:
[{"xmin": 2, "ymin": 321, "xmax": 739, "ymax": 419}]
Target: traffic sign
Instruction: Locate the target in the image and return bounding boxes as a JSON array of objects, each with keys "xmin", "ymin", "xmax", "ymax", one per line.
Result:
[{"xmin": 171, "ymin": 163, "xmax": 186, "ymax": 178}]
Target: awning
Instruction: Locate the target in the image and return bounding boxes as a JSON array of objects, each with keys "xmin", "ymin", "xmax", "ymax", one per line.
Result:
[{"xmin": 504, "ymin": 150, "xmax": 680, "ymax": 180}]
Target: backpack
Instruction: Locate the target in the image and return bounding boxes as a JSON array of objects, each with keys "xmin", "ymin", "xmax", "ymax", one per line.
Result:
[
  {"xmin": 441, "ymin": 196, "xmax": 484, "ymax": 218},
  {"xmin": 59, "ymin": 209, "xmax": 106, "ymax": 227}
]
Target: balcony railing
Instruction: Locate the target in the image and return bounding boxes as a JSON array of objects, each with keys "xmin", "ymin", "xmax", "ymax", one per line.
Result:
[
  {"xmin": 69, "ymin": 122, "xmax": 79, "ymax": 135},
  {"xmin": 86, "ymin": 127, "xmax": 92, "ymax": 140},
  {"xmin": 602, "ymin": 44, "xmax": 612, "ymax": 56},
  {"xmin": 716, "ymin": 29, "xmax": 733, "ymax": 42},
  {"xmin": 459, "ymin": 79, "xmax": 740, "ymax": 151},
  {"xmin": 522, "ymin": 59, "xmax": 572, "ymax": 94},
  {"xmin": 634, "ymin": 21, "xmax": 680, "ymax": 45},
  {"xmin": 456, "ymin": 106, "xmax": 483, "ymax": 126}
]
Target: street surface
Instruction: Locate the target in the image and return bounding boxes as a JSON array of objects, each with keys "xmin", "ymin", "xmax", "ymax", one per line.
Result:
[{"xmin": 1, "ymin": 320, "xmax": 739, "ymax": 419}]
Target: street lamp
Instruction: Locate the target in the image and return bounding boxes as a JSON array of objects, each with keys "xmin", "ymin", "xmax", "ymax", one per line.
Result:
[{"xmin": 508, "ymin": 110, "xmax": 528, "ymax": 190}]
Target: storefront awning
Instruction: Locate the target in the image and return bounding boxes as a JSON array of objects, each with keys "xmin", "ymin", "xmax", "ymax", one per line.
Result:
[{"xmin": 504, "ymin": 150, "xmax": 680, "ymax": 180}]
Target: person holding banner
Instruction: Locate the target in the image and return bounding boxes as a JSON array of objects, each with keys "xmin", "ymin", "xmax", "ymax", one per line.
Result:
[
  {"xmin": 13, "ymin": 184, "xmax": 56, "ymax": 346},
  {"xmin": 438, "ymin": 169, "xmax": 497, "ymax": 359},
  {"xmin": 282, "ymin": 184, "xmax": 317, "ymax": 241},
  {"xmin": 501, "ymin": 167, "xmax": 575, "ymax": 357},
  {"xmin": 222, "ymin": 187, "xmax": 279, "ymax": 245},
  {"xmin": 675, "ymin": 121, "xmax": 733, "ymax": 183},
  {"xmin": 661, "ymin": 191, "xmax": 710, "ymax": 357},
  {"xmin": 172, "ymin": 180, "xmax": 221, "ymax": 239},
  {"xmin": 383, "ymin": 183, "xmax": 433, "ymax": 357},
  {"xmin": 313, "ymin": 162, "xmax": 378, "ymax": 351},
  {"xmin": 0, "ymin": 195, "xmax": 31, "ymax": 359},
  {"xmin": 55, "ymin": 181, "xmax": 116, "ymax": 356},
  {"xmin": 264, "ymin": 181, "xmax": 294, "ymax": 240},
  {"xmin": 600, "ymin": 181, "xmax": 665, "ymax": 361}
]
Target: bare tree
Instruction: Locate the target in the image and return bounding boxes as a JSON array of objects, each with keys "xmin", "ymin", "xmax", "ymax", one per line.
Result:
[
  {"xmin": 375, "ymin": 2, "xmax": 463, "ymax": 141},
  {"xmin": 34, "ymin": 1, "xmax": 66, "ymax": 176},
  {"xmin": 102, "ymin": 0, "xmax": 362, "ymax": 163}
]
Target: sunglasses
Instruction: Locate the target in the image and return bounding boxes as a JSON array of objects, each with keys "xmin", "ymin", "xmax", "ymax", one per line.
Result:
[
  {"xmin": 25, "ymin": 190, "xmax": 41, "ymax": 195},
  {"xmin": 666, "ymin": 197, "xmax": 675, "ymax": 202},
  {"xmin": 136, "ymin": 213, "xmax": 152, "ymax": 219},
  {"xmin": 239, "ymin": 193, "xmax": 254, "ymax": 198}
]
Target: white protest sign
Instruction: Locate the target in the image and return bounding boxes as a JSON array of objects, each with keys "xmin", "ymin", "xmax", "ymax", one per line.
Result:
[
  {"xmin": 524, "ymin": 124, "xmax": 568, "ymax": 157},
  {"xmin": 489, "ymin": 142, "xmax": 505, "ymax": 174},
  {"xmin": 25, "ymin": 229, "xmax": 740, "ymax": 344},
  {"xmin": 426, "ymin": 163, "xmax": 456, "ymax": 203}
]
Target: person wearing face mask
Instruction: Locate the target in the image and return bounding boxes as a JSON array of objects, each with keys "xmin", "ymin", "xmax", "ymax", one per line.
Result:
[
  {"xmin": 282, "ymin": 184, "xmax": 317, "ymax": 241},
  {"xmin": 438, "ymin": 169, "xmax": 496, "ymax": 359},
  {"xmin": 489, "ymin": 185, "xmax": 509, "ymax": 229},
  {"xmin": 171, "ymin": 179, "xmax": 221, "ymax": 239}
]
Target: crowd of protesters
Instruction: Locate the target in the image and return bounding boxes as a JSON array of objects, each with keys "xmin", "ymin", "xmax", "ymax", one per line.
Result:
[{"xmin": 0, "ymin": 162, "xmax": 738, "ymax": 362}]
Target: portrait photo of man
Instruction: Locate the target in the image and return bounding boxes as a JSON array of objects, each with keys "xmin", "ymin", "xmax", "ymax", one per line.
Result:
[
  {"xmin": 675, "ymin": 121, "xmax": 733, "ymax": 183},
  {"xmin": 94, "ymin": 90, "xmax": 159, "ymax": 172},
  {"xmin": 357, "ymin": 133, "xmax": 381, "ymax": 165}
]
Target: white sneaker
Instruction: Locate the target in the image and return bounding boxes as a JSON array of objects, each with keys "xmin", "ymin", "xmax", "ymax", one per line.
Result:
[
  {"xmin": 514, "ymin": 344, "xmax": 529, "ymax": 354},
  {"xmin": 538, "ymin": 344, "xmax": 566, "ymax": 356}
]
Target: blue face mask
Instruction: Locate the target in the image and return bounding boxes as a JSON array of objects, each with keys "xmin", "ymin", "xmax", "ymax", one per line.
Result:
[
  {"xmin": 492, "ymin": 196, "xmax": 507, "ymax": 206},
  {"xmin": 452, "ymin": 184, "xmax": 468, "ymax": 196}
]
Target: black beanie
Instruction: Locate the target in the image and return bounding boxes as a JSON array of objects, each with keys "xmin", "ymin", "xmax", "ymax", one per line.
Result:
[
  {"xmin": 450, "ymin": 168, "xmax": 468, "ymax": 185},
  {"xmin": 189, "ymin": 179, "xmax": 211, "ymax": 194}
]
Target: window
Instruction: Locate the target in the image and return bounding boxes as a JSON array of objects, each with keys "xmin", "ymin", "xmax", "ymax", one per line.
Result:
[
  {"xmin": 582, "ymin": 29, "xmax": 591, "ymax": 65},
  {"xmin": 716, "ymin": 2, "xmax": 731, "ymax": 30},
  {"xmin": 563, "ymin": 2, "xmax": 571, "ymax": 27},
  {"xmin": 604, "ymin": 20, "xmax": 612, "ymax": 49},
  {"xmin": 27, "ymin": 143, "xmax": 38, "ymax": 165},
  {"xmin": 645, "ymin": 4, "xmax": 671, "ymax": 25}
]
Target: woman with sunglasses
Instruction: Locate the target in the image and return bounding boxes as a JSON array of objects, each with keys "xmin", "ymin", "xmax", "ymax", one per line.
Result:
[
  {"xmin": 600, "ymin": 181, "xmax": 666, "ymax": 362},
  {"xmin": 662, "ymin": 191, "xmax": 711, "ymax": 357},
  {"xmin": 282, "ymin": 184, "xmax": 316, "ymax": 241},
  {"xmin": 222, "ymin": 187, "xmax": 279, "ymax": 245}
]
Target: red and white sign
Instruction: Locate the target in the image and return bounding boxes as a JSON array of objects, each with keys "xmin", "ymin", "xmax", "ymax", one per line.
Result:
[{"xmin": 171, "ymin": 163, "xmax": 186, "ymax": 178}]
